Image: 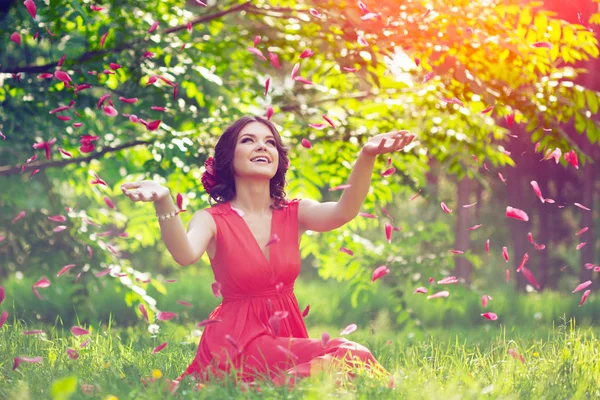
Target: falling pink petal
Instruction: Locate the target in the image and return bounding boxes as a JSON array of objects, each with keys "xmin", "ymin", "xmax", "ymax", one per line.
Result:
[
  {"xmin": 342, "ymin": 66, "xmax": 358, "ymax": 72},
  {"xmin": 572, "ymin": 281, "xmax": 592, "ymax": 293},
  {"xmin": 339, "ymin": 247, "xmax": 354, "ymax": 256},
  {"xmin": 505, "ymin": 269, "xmax": 510, "ymax": 283},
  {"xmin": 384, "ymin": 223, "xmax": 393, "ymax": 243},
  {"xmin": 148, "ymin": 21, "xmax": 159, "ymax": 33},
  {"xmin": 294, "ymin": 76, "xmax": 314, "ymax": 85},
  {"xmin": 33, "ymin": 277, "xmax": 50, "ymax": 288},
  {"xmin": 579, "ymin": 290, "xmax": 591, "ymax": 307},
  {"xmin": 449, "ymin": 250, "xmax": 464, "ymax": 254},
  {"xmin": 264, "ymin": 77, "xmax": 270, "ymax": 96},
  {"xmin": 520, "ymin": 267, "xmax": 540, "ymax": 289},
  {"xmin": 427, "ymin": 291, "xmax": 449, "ymax": 299},
  {"xmin": 211, "ymin": 281, "xmax": 222, "ymax": 298},
  {"xmin": 506, "ymin": 206, "xmax": 529, "ymax": 222},
  {"xmin": 502, "ymin": 247, "xmax": 509, "ymax": 262},
  {"xmin": 299, "ymin": 49, "xmax": 315, "ymax": 59},
  {"xmin": 329, "ymin": 184, "xmax": 352, "ymax": 191},
  {"xmin": 437, "ymin": 276, "xmax": 459, "ymax": 285},
  {"xmin": 11, "ymin": 32, "xmax": 21, "ymax": 45},
  {"xmin": 266, "ymin": 105, "xmax": 274, "ymax": 121},
  {"xmin": 22, "ymin": 330, "xmax": 44, "ymax": 335},
  {"xmin": 481, "ymin": 295, "xmax": 492, "ymax": 307},
  {"xmin": 71, "ymin": 326, "xmax": 90, "ymax": 336},
  {"xmin": 119, "ymin": 97, "xmax": 138, "ymax": 104},
  {"xmin": 268, "ymin": 52, "xmax": 280, "ymax": 69},
  {"xmin": 467, "ymin": 224, "xmax": 483, "ymax": 231},
  {"xmin": 481, "ymin": 312, "xmax": 498, "ymax": 320},
  {"xmin": 103, "ymin": 196, "xmax": 115, "ymax": 209},
  {"xmin": 291, "ymin": 63, "xmax": 301, "ymax": 81},
  {"xmin": 57, "ymin": 264, "xmax": 76, "ymax": 277},
  {"xmin": 575, "ymin": 227, "xmax": 588, "ymax": 236},
  {"xmin": 253, "ymin": 35, "xmax": 261, "ymax": 47},
  {"xmin": 340, "ymin": 323, "xmax": 357, "ymax": 336},
  {"xmin": 414, "ymin": 287, "xmax": 428, "ymax": 294},
  {"xmin": 531, "ymin": 41, "xmax": 552, "ymax": 49},
  {"xmin": 371, "ymin": 265, "xmax": 390, "ymax": 283},
  {"xmin": 87, "ymin": 245, "xmax": 93, "ymax": 258},
  {"xmin": 247, "ymin": 47, "xmax": 267, "ymax": 60},
  {"xmin": 322, "ymin": 115, "xmax": 336, "ymax": 129},
  {"xmin": 440, "ymin": 202, "xmax": 452, "ymax": 213},
  {"xmin": 309, "ymin": 8, "xmax": 323, "ymax": 18},
  {"xmin": 462, "ymin": 201, "xmax": 478, "ymax": 208},
  {"xmin": 409, "ymin": 189, "xmax": 422, "ymax": 201},
  {"xmin": 197, "ymin": 318, "xmax": 222, "ymax": 328},
  {"xmin": 90, "ymin": 4, "xmax": 103, "ymax": 11},
  {"xmin": 95, "ymin": 268, "xmax": 112, "ymax": 277},
  {"xmin": 574, "ymin": 203, "xmax": 591, "ymax": 211},
  {"xmin": 506, "ymin": 112, "xmax": 515, "ymax": 127},
  {"xmin": 508, "ymin": 349, "xmax": 525, "ymax": 364},
  {"xmin": 12, "ymin": 211, "xmax": 26, "ymax": 224},
  {"xmin": 53, "ymin": 225, "xmax": 67, "ymax": 233},
  {"xmin": 54, "ymin": 70, "xmax": 71, "ymax": 83},
  {"xmin": 152, "ymin": 342, "xmax": 167, "ymax": 353},
  {"xmin": 576, "ymin": 242, "xmax": 587, "ymax": 250},
  {"xmin": 299, "ymin": 304, "xmax": 310, "ymax": 318},
  {"xmin": 0, "ymin": 311, "xmax": 8, "ymax": 329},
  {"xmin": 422, "ymin": 71, "xmax": 434, "ymax": 83},
  {"xmin": 138, "ymin": 304, "xmax": 149, "ymax": 322},
  {"xmin": 414, "ymin": 57, "xmax": 421, "ymax": 66},
  {"xmin": 301, "ymin": 138, "xmax": 312, "ymax": 149},
  {"xmin": 517, "ymin": 253, "xmax": 529, "ymax": 272},
  {"xmin": 359, "ymin": 212, "xmax": 377, "ymax": 219},
  {"xmin": 265, "ymin": 233, "xmax": 280, "ymax": 247},
  {"xmin": 0, "ymin": 286, "xmax": 4, "ymax": 306},
  {"xmin": 24, "ymin": 0, "xmax": 37, "ymax": 19},
  {"xmin": 381, "ymin": 167, "xmax": 396, "ymax": 177},
  {"xmin": 498, "ymin": 172, "xmax": 507, "ymax": 184},
  {"xmin": 563, "ymin": 150, "xmax": 579, "ymax": 169},
  {"xmin": 481, "ymin": 105, "xmax": 494, "ymax": 114},
  {"xmin": 66, "ymin": 348, "xmax": 79, "ymax": 360},
  {"xmin": 530, "ymin": 181, "xmax": 545, "ymax": 203},
  {"xmin": 428, "ymin": 277, "xmax": 434, "ymax": 284},
  {"xmin": 157, "ymin": 311, "xmax": 177, "ymax": 321}
]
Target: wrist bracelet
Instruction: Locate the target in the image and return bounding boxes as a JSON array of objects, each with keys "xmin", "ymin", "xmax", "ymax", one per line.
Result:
[{"xmin": 156, "ymin": 209, "xmax": 178, "ymax": 221}]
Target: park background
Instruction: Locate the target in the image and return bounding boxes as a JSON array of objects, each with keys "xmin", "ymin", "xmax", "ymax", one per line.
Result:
[{"xmin": 1, "ymin": 0, "xmax": 600, "ymax": 398}]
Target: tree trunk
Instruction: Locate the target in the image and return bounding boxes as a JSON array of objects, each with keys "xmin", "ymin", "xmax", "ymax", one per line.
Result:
[{"xmin": 454, "ymin": 177, "xmax": 473, "ymax": 284}]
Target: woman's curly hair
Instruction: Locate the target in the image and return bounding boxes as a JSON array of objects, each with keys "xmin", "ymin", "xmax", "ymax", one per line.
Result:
[{"xmin": 205, "ymin": 115, "xmax": 291, "ymax": 210}]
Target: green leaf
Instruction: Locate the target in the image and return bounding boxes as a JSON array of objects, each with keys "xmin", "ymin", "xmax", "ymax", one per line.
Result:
[
  {"xmin": 51, "ymin": 375, "xmax": 77, "ymax": 400},
  {"xmin": 585, "ymin": 90, "xmax": 599, "ymax": 114},
  {"xmin": 69, "ymin": 0, "xmax": 87, "ymax": 22}
]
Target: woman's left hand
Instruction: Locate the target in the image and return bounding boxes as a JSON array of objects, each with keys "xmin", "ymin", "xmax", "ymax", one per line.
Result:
[{"xmin": 360, "ymin": 130, "xmax": 416, "ymax": 157}]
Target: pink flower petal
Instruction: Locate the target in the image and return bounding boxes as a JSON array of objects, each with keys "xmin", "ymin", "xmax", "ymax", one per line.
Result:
[
  {"xmin": 414, "ymin": 287, "xmax": 428, "ymax": 294},
  {"xmin": 138, "ymin": 304, "xmax": 149, "ymax": 322},
  {"xmin": 530, "ymin": 181, "xmax": 545, "ymax": 203},
  {"xmin": 71, "ymin": 326, "xmax": 90, "ymax": 336},
  {"xmin": 440, "ymin": 202, "xmax": 452, "ymax": 213},
  {"xmin": 152, "ymin": 342, "xmax": 167, "ymax": 353},
  {"xmin": 574, "ymin": 203, "xmax": 591, "ymax": 211},
  {"xmin": 340, "ymin": 323, "xmax": 357, "ymax": 336},
  {"xmin": 579, "ymin": 290, "xmax": 591, "ymax": 307},
  {"xmin": 506, "ymin": 206, "xmax": 529, "ymax": 222},
  {"xmin": 0, "ymin": 311, "xmax": 8, "ymax": 329},
  {"xmin": 371, "ymin": 265, "xmax": 390, "ymax": 283},
  {"xmin": 572, "ymin": 281, "xmax": 592, "ymax": 293},
  {"xmin": 481, "ymin": 295, "xmax": 492, "ymax": 307},
  {"xmin": 427, "ymin": 291, "xmax": 449, "ymax": 299},
  {"xmin": 157, "ymin": 311, "xmax": 177, "ymax": 321},
  {"xmin": 481, "ymin": 312, "xmax": 498, "ymax": 320}
]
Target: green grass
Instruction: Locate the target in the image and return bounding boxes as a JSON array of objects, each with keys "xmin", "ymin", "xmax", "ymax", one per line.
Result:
[{"xmin": 1, "ymin": 316, "xmax": 599, "ymax": 399}]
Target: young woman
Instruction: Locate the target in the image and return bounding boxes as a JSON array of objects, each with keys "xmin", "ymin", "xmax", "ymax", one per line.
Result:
[{"xmin": 120, "ymin": 115, "xmax": 415, "ymax": 391}]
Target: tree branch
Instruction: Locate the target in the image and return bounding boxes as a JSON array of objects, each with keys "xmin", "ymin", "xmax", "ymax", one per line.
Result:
[
  {"xmin": 0, "ymin": 140, "xmax": 152, "ymax": 177},
  {"xmin": 0, "ymin": 1, "xmax": 253, "ymax": 75}
]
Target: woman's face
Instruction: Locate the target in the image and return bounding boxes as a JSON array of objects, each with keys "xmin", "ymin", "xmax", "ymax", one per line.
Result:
[{"xmin": 232, "ymin": 121, "xmax": 279, "ymax": 180}]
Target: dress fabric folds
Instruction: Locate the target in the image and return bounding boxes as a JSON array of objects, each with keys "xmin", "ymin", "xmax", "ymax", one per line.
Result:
[{"xmin": 174, "ymin": 198, "xmax": 389, "ymax": 388}]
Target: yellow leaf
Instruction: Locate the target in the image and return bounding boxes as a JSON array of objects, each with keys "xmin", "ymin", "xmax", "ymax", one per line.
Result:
[
  {"xmin": 534, "ymin": 13, "xmax": 548, "ymax": 37},
  {"xmin": 562, "ymin": 26, "xmax": 575, "ymax": 43},
  {"xmin": 519, "ymin": 7, "xmax": 532, "ymax": 26},
  {"xmin": 549, "ymin": 20, "xmax": 562, "ymax": 42}
]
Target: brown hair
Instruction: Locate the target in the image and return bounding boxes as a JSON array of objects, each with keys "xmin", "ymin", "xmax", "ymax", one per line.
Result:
[{"xmin": 207, "ymin": 116, "xmax": 291, "ymax": 210}]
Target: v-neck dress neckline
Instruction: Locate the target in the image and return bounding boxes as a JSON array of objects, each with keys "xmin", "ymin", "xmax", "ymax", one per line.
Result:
[{"xmin": 227, "ymin": 201, "xmax": 275, "ymax": 266}]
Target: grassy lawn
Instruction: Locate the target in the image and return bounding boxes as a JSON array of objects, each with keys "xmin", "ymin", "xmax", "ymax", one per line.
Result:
[{"xmin": 1, "ymin": 316, "xmax": 599, "ymax": 399}]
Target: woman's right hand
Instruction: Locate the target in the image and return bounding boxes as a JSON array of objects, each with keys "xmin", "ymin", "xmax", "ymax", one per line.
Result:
[{"xmin": 121, "ymin": 180, "xmax": 170, "ymax": 203}]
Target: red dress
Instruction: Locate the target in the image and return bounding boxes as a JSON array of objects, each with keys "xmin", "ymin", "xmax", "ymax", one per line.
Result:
[{"xmin": 173, "ymin": 199, "xmax": 389, "ymax": 388}]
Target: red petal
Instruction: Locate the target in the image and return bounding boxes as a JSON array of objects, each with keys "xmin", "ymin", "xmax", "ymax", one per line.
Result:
[
  {"xmin": 371, "ymin": 265, "xmax": 390, "ymax": 283},
  {"xmin": 517, "ymin": 253, "xmax": 529, "ymax": 272},
  {"xmin": 247, "ymin": 47, "xmax": 267, "ymax": 60},
  {"xmin": 481, "ymin": 312, "xmax": 498, "ymax": 320},
  {"xmin": 481, "ymin": 295, "xmax": 492, "ymax": 307},
  {"xmin": 339, "ymin": 247, "xmax": 354, "ymax": 256},
  {"xmin": 531, "ymin": 41, "xmax": 552, "ymax": 49},
  {"xmin": 576, "ymin": 242, "xmax": 587, "ymax": 250},
  {"xmin": 24, "ymin": 0, "xmax": 37, "ymax": 19},
  {"xmin": 301, "ymin": 304, "xmax": 310, "ymax": 318},
  {"xmin": 579, "ymin": 290, "xmax": 591, "ymax": 307},
  {"xmin": 0, "ymin": 311, "xmax": 8, "ymax": 329},
  {"xmin": 268, "ymin": 52, "xmax": 280, "ymax": 69},
  {"xmin": 33, "ymin": 277, "xmax": 50, "ymax": 288},
  {"xmin": 427, "ymin": 291, "xmax": 449, "ymax": 299},
  {"xmin": 12, "ymin": 211, "xmax": 26, "ymax": 224},
  {"xmin": 301, "ymin": 138, "xmax": 312, "ymax": 149},
  {"xmin": 139, "ymin": 304, "xmax": 149, "ymax": 322},
  {"xmin": 57, "ymin": 264, "xmax": 76, "ymax": 277},
  {"xmin": 291, "ymin": 63, "xmax": 300, "ymax": 80},
  {"xmin": 502, "ymin": 247, "xmax": 509, "ymax": 262},
  {"xmin": 103, "ymin": 196, "xmax": 115, "ymax": 209},
  {"xmin": 576, "ymin": 227, "xmax": 588, "ymax": 236},
  {"xmin": 148, "ymin": 21, "xmax": 160, "ymax": 33},
  {"xmin": 574, "ymin": 202, "xmax": 591, "ymax": 211},
  {"xmin": 440, "ymin": 202, "xmax": 452, "ymax": 213},
  {"xmin": 506, "ymin": 206, "xmax": 529, "ymax": 222},
  {"xmin": 71, "ymin": 326, "xmax": 90, "ymax": 336},
  {"xmin": 152, "ymin": 342, "xmax": 168, "ymax": 353},
  {"xmin": 409, "ymin": 190, "xmax": 422, "ymax": 201},
  {"xmin": 572, "ymin": 280, "xmax": 592, "ymax": 293},
  {"xmin": 505, "ymin": 269, "xmax": 510, "ymax": 282},
  {"xmin": 118, "ymin": 97, "xmax": 138, "ymax": 104},
  {"xmin": 530, "ymin": 181, "xmax": 545, "ymax": 203},
  {"xmin": 211, "ymin": 281, "xmax": 222, "ymax": 297},
  {"xmin": 340, "ymin": 323, "xmax": 357, "ymax": 335},
  {"xmin": 414, "ymin": 287, "xmax": 428, "ymax": 294},
  {"xmin": 157, "ymin": 311, "xmax": 177, "ymax": 321},
  {"xmin": 520, "ymin": 266, "xmax": 540, "ymax": 289}
]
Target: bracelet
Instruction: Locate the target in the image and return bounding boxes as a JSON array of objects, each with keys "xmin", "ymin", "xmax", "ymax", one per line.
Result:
[{"xmin": 156, "ymin": 209, "xmax": 179, "ymax": 221}]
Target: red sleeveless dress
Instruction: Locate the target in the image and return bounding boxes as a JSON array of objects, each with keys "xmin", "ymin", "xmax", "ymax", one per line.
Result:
[{"xmin": 174, "ymin": 198, "xmax": 389, "ymax": 388}]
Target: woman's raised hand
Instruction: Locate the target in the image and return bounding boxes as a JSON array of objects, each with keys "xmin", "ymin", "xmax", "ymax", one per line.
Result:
[{"xmin": 121, "ymin": 180, "xmax": 170, "ymax": 203}]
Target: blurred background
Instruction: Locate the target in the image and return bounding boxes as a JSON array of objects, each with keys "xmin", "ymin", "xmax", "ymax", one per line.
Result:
[{"xmin": 0, "ymin": 0, "xmax": 599, "ymax": 341}]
